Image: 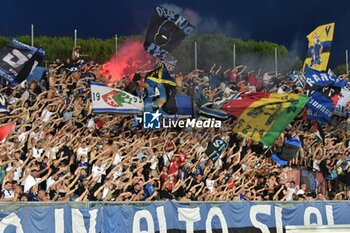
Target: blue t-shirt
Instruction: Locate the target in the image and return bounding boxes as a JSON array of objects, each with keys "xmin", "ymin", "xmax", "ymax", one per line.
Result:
[{"xmin": 143, "ymin": 184, "xmax": 154, "ymax": 199}]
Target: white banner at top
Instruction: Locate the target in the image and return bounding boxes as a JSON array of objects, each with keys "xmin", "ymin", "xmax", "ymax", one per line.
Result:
[{"xmin": 90, "ymin": 82, "xmax": 143, "ymax": 114}]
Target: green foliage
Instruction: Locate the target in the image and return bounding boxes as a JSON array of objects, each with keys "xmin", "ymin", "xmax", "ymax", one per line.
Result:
[
  {"xmin": 332, "ymin": 64, "xmax": 349, "ymax": 76},
  {"xmin": 291, "ymin": 56, "xmax": 303, "ymax": 71},
  {"xmin": 0, "ymin": 34, "xmax": 291, "ymax": 72},
  {"xmin": 172, "ymin": 34, "xmax": 290, "ymax": 72}
]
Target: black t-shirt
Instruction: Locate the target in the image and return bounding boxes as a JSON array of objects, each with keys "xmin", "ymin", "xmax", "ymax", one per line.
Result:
[
  {"xmin": 251, "ymin": 142, "xmax": 264, "ymax": 155},
  {"xmin": 174, "ymin": 186, "xmax": 186, "ymax": 198},
  {"xmin": 59, "ymin": 146, "xmax": 74, "ymax": 166},
  {"xmin": 319, "ymin": 159, "xmax": 330, "ymax": 176}
]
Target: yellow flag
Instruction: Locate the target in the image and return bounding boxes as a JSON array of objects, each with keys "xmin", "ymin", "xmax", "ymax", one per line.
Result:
[{"xmin": 303, "ymin": 22, "xmax": 335, "ymax": 72}]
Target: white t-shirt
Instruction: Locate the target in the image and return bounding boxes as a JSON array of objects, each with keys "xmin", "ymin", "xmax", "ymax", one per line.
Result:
[
  {"xmin": 136, "ymin": 148, "xmax": 147, "ymax": 161},
  {"xmin": 101, "ymin": 163, "xmax": 107, "ymax": 175},
  {"xmin": 87, "ymin": 118, "xmax": 95, "ymax": 130},
  {"xmin": 41, "ymin": 109, "xmax": 53, "ymax": 123},
  {"xmin": 77, "ymin": 146, "xmax": 90, "ymax": 157},
  {"xmin": 23, "ymin": 175, "xmax": 40, "ymax": 193},
  {"xmin": 1, "ymin": 189, "xmax": 14, "ymax": 199},
  {"xmin": 112, "ymin": 167, "xmax": 123, "ymax": 181},
  {"xmin": 45, "ymin": 147, "xmax": 59, "ymax": 159},
  {"xmin": 296, "ymin": 189, "xmax": 305, "ymax": 196},
  {"xmin": 29, "ymin": 131, "xmax": 39, "ymax": 140},
  {"xmin": 112, "ymin": 153, "xmax": 124, "ymax": 166},
  {"xmin": 196, "ymin": 145, "xmax": 206, "ymax": 156},
  {"xmin": 149, "ymin": 155, "xmax": 158, "ymax": 170},
  {"xmin": 13, "ymin": 167, "xmax": 22, "ymax": 181},
  {"xmin": 313, "ymin": 160, "xmax": 320, "ymax": 171},
  {"xmin": 206, "ymin": 179, "xmax": 215, "ymax": 193},
  {"xmin": 92, "ymin": 165, "xmax": 103, "ymax": 183},
  {"xmin": 286, "ymin": 187, "xmax": 296, "ymax": 201},
  {"xmin": 102, "ymin": 187, "xmax": 110, "ymax": 199},
  {"xmin": 46, "ymin": 177, "xmax": 55, "ymax": 191},
  {"xmin": 33, "ymin": 147, "xmax": 44, "ymax": 159},
  {"xmin": 163, "ymin": 151, "xmax": 174, "ymax": 167},
  {"xmin": 18, "ymin": 132, "xmax": 29, "ymax": 143}
]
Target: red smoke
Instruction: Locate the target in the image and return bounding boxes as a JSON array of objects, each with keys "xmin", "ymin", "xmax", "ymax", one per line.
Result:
[{"xmin": 100, "ymin": 40, "xmax": 156, "ymax": 85}]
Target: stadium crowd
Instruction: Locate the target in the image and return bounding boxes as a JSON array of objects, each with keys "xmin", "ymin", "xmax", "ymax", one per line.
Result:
[{"xmin": 0, "ymin": 57, "xmax": 349, "ymax": 202}]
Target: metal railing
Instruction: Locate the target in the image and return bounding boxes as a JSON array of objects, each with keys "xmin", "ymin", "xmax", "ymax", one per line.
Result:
[{"xmin": 0, "ymin": 200, "xmax": 349, "ymax": 211}]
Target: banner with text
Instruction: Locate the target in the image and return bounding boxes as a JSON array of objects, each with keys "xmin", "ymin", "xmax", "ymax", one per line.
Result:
[
  {"xmin": 0, "ymin": 202, "xmax": 349, "ymax": 232},
  {"xmin": 305, "ymin": 67, "xmax": 348, "ymax": 123},
  {"xmin": 0, "ymin": 39, "xmax": 45, "ymax": 86},
  {"xmin": 90, "ymin": 82, "xmax": 144, "ymax": 114},
  {"xmin": 144, "ymin": 6, "xmax": 195, "ymax": 61}
]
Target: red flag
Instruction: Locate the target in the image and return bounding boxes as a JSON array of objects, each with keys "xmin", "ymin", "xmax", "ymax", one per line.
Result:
[
  {"xmin": 0, "ymin": 123, "xmax": 14, "ymax": 142},
  {"xmin": 221, "ymin": 92, "xmax": 270, "ymax": 118}
]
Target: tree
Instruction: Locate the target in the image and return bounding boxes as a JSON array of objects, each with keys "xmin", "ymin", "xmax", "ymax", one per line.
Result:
[{"xmin": 0, "ymin": 34, "xmax": 293, "ymax": 72}]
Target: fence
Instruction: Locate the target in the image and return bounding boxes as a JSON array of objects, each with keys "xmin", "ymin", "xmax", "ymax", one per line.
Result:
[{"xmin": 0, "ymin": 200, "xmax": 349, "ymax": 210}]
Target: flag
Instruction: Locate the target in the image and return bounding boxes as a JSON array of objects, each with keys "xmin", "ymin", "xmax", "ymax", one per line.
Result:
[
  {"xmin": 222, "ymin": 93, "xmax": 309, "ymax": 146},
  {"xmin": 303, "ymin": 23, "xmax": 335, "ymax": 72},
  {"xmin": 279, "ymin": 137, "xmax": 301, "ymax": 161},
  {"xmin": 272, "ymin": 137, "xmax": 301, "ymax": 165},
  {"xmin": 300, "ymin": 170, "xmax": 318, "ymax": 192},
  {"xmin": 334, "ymin": 86, "xmax": 350, "ymax": 117},
  {"xmin": 144, "ymin": 6, "xmax": 195, "ymax": 61},
  {"xmin": 199, "ymin": 103, "xmax": 231, "ymax": 120},
  {"xmin": 146, "ymin": 63, "xmax": 176, "ymax": 86},
  {"xmin": 90, "ymin": 82, "xmax": 144, "ymax": 114},
  {"xmin": 0, "ymin": 123, "xmax": 14, "ymax": 142},
  {"xmin": 329, "ymin": 69, "xmax": 350, "ymax": 117},
  {"xmin": 175, "ymin": 96, "xmax": 193, "ymax": 116},
  {"xmin": 271, "ymin": 154, "xmax": 288, "ymax": 166},
  {"xmin": 144, "ymin": 64, "xmax": 178, "ymax": 114},
  {"xmin": 199, "ymin": 92, "xmax": 242, "ymax": 120},
  {"xmin": 0, "ymin": 39, "xmax": 45, "ymax": 85},
  {"xmin": 205, "ymin": 136, "xmax": 227, "ymax": 161},
  {"xmin": 305, "ymin": 67, "xmax": 348, "ymax": 123},
  {"xmin": 311, "ymin": 122, "xmax": 325, "ymax": 144},
  {"xmin": 26, "ymin": 67, "xmax": 47, "ymax": 83},
  {"xmin": 289, "ymin": 72, "xmax": 305, "ymax": 87}
]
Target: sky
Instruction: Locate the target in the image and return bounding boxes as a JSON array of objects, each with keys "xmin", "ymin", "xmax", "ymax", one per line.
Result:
[{"xmin": 0, "ymin": 0, "xmax": 349, "ymax": 67}]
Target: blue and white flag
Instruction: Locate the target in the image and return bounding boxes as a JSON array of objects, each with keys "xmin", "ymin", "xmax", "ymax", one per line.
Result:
[
  {"xmin": 305, "ymin": 67, "xmax": 347, "ymax": 90},
  {"xmin": 90, "ymin": 82, "xmax": 144, "ymax": 114},
  {"xmin": 289, "ymin": 72, "xmax": 305, "ymax": 87},
  {"xmin": 199, "ymin": 92, "xmax": 241, "ymax": 120},
  {"xmin": 0, "ymin": 202, "xmax": 350, "ymax": 232},
  {"xmin": 0, "ymin": 39, "xmax": 45, "ymax": 86},
  {"xmin": 334, "ymin": 86, "xmax": 350, "ymax": 117},
  {"xmin": 305, "ymin": 67, "xmax": 348, "ymax": 123}
]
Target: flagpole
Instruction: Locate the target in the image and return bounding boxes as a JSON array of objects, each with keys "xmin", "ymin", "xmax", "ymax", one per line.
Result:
[
  {"xmin": 346, "ymin": 49, "xmax": 349, "ymax": 77},
  {"xmin": 194, "ymin": 41, "xmax": 198, "ymax": 70},
  {"xmin": 233, "ymin": 43, "xmax": 236, "ymax": 68},
  {"xmin": 31, "ymin": 24, "xmax": 34, "ymax": 47},
  {"xmin": 115, "ymin": 34, "xmax": 118, "ymax": 53},
  {"xmin": 274, "ymin": 47, "xmax": 278, "ymax": 77},
  {"xmin": 74, "ymin": 29, "xmax": 77, "ymax": 47}
]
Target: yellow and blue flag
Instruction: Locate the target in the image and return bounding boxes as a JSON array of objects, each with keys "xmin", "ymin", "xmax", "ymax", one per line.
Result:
[
  {"xmin": 146, "ymin": 64, "xmax": 176, "ymax": 86},
  {"xmin": 144, "ymin": 64, "xmax": 178, "ymax": 113},
  {"xmin": 303, "ymin": 22, "xmax": 335, "ymax": 72}
]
